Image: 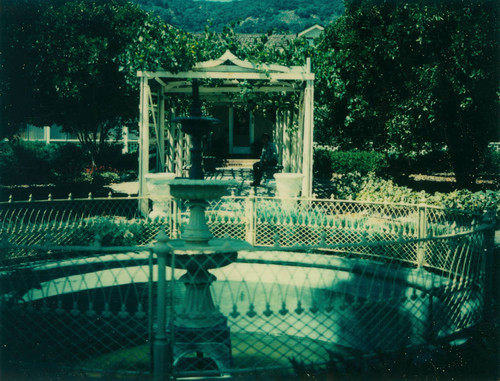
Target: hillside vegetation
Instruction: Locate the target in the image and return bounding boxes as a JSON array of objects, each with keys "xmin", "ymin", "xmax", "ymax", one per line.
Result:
[{"xmin": 134, "ymin": 0, "xmax": 344, "ymax": 33}]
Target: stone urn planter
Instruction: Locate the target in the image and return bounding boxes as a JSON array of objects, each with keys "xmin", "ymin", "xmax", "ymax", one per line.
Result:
[
  {"xmin": 145, "ymin": 172, "xmax": 177, "ymax": 219},
  {"xmin": 274, "ymin": 173, "xmax": 304, "ymax": 199}
]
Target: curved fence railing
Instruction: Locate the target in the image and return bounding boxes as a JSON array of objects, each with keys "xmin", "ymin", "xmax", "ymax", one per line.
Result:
[{"xmin": 0, "ymin": 195, "xmax": 495, "ymax": 379}]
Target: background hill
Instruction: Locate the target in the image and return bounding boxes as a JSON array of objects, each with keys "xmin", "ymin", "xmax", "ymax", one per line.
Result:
[{"xmin": 133, "ymin": 0, "xmax": 344, "ymax": 33}]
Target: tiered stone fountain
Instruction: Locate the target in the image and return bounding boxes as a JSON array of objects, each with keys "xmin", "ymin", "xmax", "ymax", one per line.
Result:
[{"xmin": 152, "ymin": 80, "xmax": 251, "ymax": 378}]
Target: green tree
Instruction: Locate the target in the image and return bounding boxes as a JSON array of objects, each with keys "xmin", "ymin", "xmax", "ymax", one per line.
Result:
[
  {"xmin": 1, "ymin": 0, "xmax": 177, "ymax": 165},
  {"xmin": 315, "ymin": 0, "xmax": 499, "ymax": 188},
  {"xmin": 29, "ymin": 0, "xmax": 153, "ymax": 164},
  {"xmin": 0, "ymin": 0, "xmax": 51, "ymax": 139}
]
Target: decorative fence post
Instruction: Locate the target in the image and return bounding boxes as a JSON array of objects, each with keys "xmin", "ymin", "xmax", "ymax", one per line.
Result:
[
  {"xmin": 482, "ymin": 215, "xmax": 497, "ymax": 323},
  {"xmin": 153, "ymin": 231, "xmax": 171, "ymax": 381},
  {"xmin": 171, "ymin": 198, "xmax": 181, "ymax": 239},
  {"xmin": 245, "ymin": 193, "xmax": 256, "ymax": 245},
  {"xmin": 416, "ymin": 204, "xmax": 427, "ymax": 267}
]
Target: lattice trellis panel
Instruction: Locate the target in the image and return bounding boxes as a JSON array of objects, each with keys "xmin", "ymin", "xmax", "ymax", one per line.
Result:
[{"xmin": 0, "ymin": 198, "xmax": 169, "ymax": 264}]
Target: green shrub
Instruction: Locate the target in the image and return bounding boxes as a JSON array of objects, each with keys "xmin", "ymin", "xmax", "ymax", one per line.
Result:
[
  {"xmin": 313, "ymin": 149, "xmax": 336, "ymax": 179},
  {"xmin": 81, "ymin": 167, "xmax": 120, "ymax": 187},
  {"xmin": 355, "ymin": 175, "xmax": 500, "ymax": 221},
  {"xmin": 412, "ymin": 150, "xmax": 453, "ymax": 174},
  {"xmin": 328, "ymin": 172, "xmax": 366, "ymax": 200},
  {"xmin": 429, "ymin": 189, "xmax": 500, "ymax": 218},
  {"xmin": 313, "ymin": 149, "xmax": 389, "ymax": 179},
  {"xmin": 0, "ymin": 142, "xmax": 16, "ymax": 184},
  {"xmin": 49, "ymin": 143, "xmax": 89, "ymax": 186},
  {"xmin": 480, "ymin": 150, "xmax": 500, "ymax": 175},
  {"xmin": 94, "ymin": 143, "xmax": 137, "ymax": 171},
  {"xmin": 0, "ymin": 141, "xmax": 52, "ymax": 185},
  {"xmin": 67, "ymin": 217, "xmax": 150, "ymax": 246},
  {"xmin": 0, "ymin": 141, "xmax": 137, "ymax": 187}
]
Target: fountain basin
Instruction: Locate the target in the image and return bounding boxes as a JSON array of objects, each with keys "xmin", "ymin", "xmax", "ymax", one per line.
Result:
[
  {"xmin": 162, "ymin": 179, "xmax": 237, "ymax": 200},
  {"xmin": 13, "ymin": 250, "xmax": 466, "ymax": 365},
  {"xmin": 165, "ymin": 238, "xmax": 252, "ymax": 270}
]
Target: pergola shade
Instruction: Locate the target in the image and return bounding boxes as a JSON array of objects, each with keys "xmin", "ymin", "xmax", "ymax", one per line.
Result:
[{"xmin": 137, "ymin": 50, "xmax": 314, "ymax": 202}]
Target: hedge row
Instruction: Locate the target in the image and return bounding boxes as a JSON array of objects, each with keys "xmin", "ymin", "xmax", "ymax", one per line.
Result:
[
  {"xmin": 328, "ymin": 173, "xmax": 500, "ymax": 222},
  {"xmin": 313, "ymin": 147, "xmax": 500, "ymax": 180},
  {"xmin": 313, "ymin": 149, "xmax": 389, "ymax": 179},
  {"xmin": 0, "ymin": 141, "xmax": 137, "ymax": 186}
]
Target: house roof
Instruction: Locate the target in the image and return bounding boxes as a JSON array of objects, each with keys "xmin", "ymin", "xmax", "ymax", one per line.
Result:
[{"xmin": 297, "ymin": 24, "xmax": 325, "ymax": 38}]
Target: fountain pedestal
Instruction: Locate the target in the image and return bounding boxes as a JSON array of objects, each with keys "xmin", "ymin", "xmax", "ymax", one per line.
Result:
[
  {"xmin": 171, "ymin": 267, "xmax": 233, "ymax": 373},
  {"xmin": 161, "ymin": 179, "xmax": 249, "ymax": 374},
  {"xmin": 153, "ymin": 80, "xmax": 251, "ymax": 378}
]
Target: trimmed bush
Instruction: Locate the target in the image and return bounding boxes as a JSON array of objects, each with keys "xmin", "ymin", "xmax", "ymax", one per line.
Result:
[
  {"xmin": 49, "ymin": 143, "xmax": 89, "ymax": 186},
  {"xmin": 480, "ymin": 150, "xmax": 500, "ymax": 175},
  {"xmin": 0, "ymin": 141, "xmax": 137, "ymax": 187},
  {"xmin": 0, "ymin": 141, "xmax": 52, "ymax": 185},
  {"xmin": 313, "ymin": 149, "xmax": 389, "ymax": 179},
  {"xmin": 355, "ymin": 175, "xmax": 500, "ymax": 221}
]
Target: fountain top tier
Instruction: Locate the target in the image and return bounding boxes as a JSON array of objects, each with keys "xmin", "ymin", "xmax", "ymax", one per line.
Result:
[
  {"xmin": 166, "ymin": 78, "xmax": 237, "ymax": 203},
  {"xmin": 154, "ymin": 78, "xmax": 248, "ymax": 254},
  {"xmin": 172, "ymin": 79, "xmax": 219, "ymax": 180}
]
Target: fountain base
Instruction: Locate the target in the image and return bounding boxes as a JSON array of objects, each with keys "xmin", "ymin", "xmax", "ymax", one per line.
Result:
[{"xmin": 171, "ymin": 319, "xmax": 232, "ymax": 374}]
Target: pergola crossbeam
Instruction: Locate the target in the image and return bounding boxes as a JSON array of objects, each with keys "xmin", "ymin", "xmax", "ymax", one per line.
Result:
[
  {"xmin": 139, "ymin": 71, "xmax": 314, "ymax": 81},
  {"xmin": 164, "ymin": 86, "xmax": 299, "ymax": 94}
]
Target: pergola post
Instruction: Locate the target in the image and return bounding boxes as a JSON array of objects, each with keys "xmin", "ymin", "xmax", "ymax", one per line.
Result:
[
  {"xmin": 166, "ymin": 107, "xmax": 175, "ymax": 173},
  {"xmin": 138, "ymin": 77, "xmax": 150, "ymax": 214},
  {"xmin": 228, "ymin": 107, "xmax": 234, "ymax": 154},
  {"xmin": 282, "ymin": 109, "xmax": 292, "ymax": 172},
  {"xmin": 175, "ymin": 122, "xmax": 184, "ymax": 176},
  {"xmin": 157, "ymin": 87, "xmax": 166, "ymax": 172},
  {"xmin": 274, "ymin": 110, "xmax": 283, "ymax": 164},
  {"xmin": 294, "ymin": 92, "xmax": 305, "ymax": 173},
  {"xmin": 302, "ymin": 58, "xmax": 314, "ymax": 198}
]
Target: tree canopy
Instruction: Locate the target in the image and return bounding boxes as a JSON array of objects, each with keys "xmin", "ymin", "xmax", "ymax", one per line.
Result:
[
  {"xmin": 1, "ymin": 0, "xmax": 311, "ymax": 151},
  {"xmin": 314, "ymin": 0, "xmax": 499, "ymax": 188},
  {"xmin": 1, "ymin": 0, "xmax": 148, "ymax": 149}
]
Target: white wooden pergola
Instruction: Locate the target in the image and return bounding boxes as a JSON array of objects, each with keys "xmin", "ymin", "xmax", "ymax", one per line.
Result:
[{"xmin": 137, "ymin": 50, "xmax": 314, "ymax": 197}]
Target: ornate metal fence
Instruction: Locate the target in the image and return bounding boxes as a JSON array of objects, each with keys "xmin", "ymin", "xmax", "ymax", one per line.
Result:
[{"xmin": 0, "ymin": 195, "xmax": 495, "ymax": 379}]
